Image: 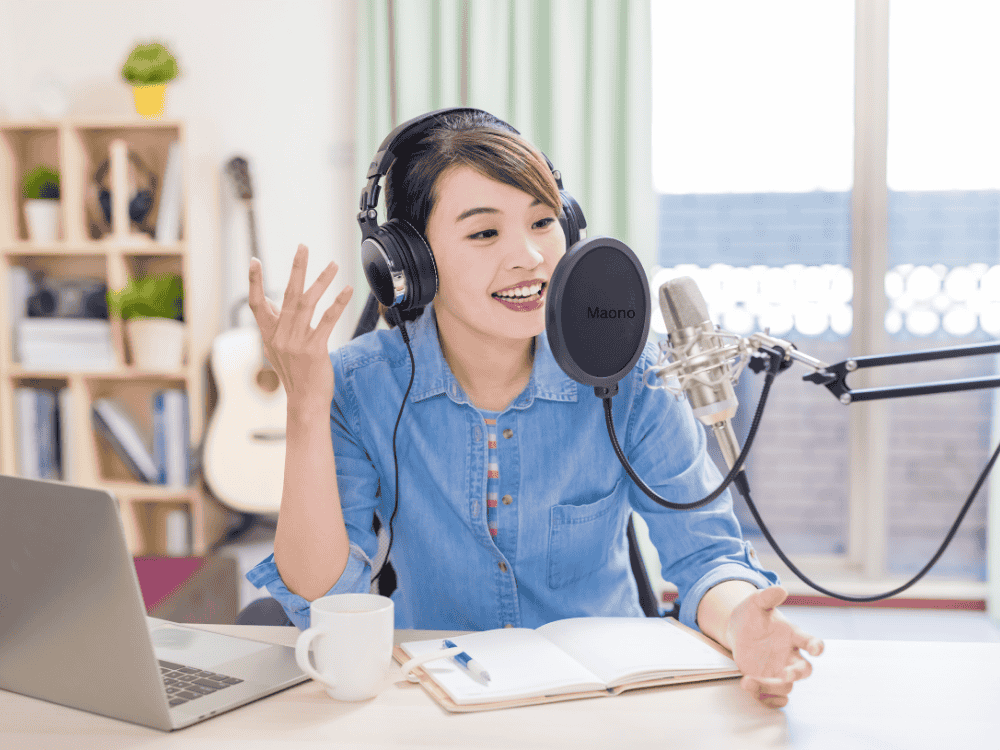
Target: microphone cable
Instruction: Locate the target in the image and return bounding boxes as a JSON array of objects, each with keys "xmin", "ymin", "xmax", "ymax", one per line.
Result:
[
  {"xmin": 372, "ymin": 306, "xmax": 415, "ymax": 587},
  {"xmin": 601, "ymin": 344, "xmax": 783, "ymax": 511},
  {"xmin": 607, "ymin": 343, "xmax": 1000, "ymax": 603},
  {"xmin": 736, "ymin": 435, "xmax": 1000, "ymax": 603}
]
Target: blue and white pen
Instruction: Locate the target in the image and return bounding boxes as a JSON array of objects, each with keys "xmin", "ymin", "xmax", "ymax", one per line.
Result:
[{"xmin": 442, "ymin": 639, "xmax": 491, "ymax": 684}]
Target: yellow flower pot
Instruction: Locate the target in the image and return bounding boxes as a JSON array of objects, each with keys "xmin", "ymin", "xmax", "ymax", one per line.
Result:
[{"xmin": 131, "ymin": 83, "xmax": 167, "ymax": 119}]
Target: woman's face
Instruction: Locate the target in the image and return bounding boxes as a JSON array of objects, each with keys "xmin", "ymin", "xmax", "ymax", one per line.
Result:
[{"xmin": 425, "ymin": 165, "xmax": 565, "ymax": 344}]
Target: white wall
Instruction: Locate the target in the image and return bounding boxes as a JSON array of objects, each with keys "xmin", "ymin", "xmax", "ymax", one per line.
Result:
[{"xmin": 0, "ymin": 0, "xmax": 360, "ymax": 351}]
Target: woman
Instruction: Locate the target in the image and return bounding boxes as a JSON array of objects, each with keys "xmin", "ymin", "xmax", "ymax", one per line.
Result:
[{"xmin": 246, "ymin": 109, "xmax": 822, "ymax": 708}]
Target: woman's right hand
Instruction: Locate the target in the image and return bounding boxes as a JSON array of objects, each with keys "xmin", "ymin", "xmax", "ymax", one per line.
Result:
[{"xmin": 248, "ymin": 243, "xmax": 354, "ymax": 419}]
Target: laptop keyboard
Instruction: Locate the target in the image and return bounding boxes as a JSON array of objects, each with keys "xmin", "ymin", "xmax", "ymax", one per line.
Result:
[{"xmin": 159, "ymin": 660, "xmax": 245, "ymax": 707}]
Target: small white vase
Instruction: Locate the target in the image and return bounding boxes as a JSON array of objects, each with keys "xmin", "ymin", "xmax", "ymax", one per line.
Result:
[
  {"xmin": 24, "ymin": 199, "xmax": 61, "ymax": 243},
  {"xmin": 128, "ymin": 317, "xmax": 186, "ymax": 370}
]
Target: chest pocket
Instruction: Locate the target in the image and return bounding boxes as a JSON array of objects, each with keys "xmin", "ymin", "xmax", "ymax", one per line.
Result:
[{"xmin": 547, "ymin": 476, "xmax": 626, "ymax": 589}]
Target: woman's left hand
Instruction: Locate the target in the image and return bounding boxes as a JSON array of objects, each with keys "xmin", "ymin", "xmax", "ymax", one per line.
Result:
[{"xmin": 725, "ymin": 585, "xmax": 824, "ymax": 708}]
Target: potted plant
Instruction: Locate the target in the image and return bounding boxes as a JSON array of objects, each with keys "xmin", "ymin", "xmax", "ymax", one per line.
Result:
[
  {"xmin": 22, "ymin": 165, "xmax": 60, "ymax": 243},
  {"xmin": 121, "ymin": 41, "xmax": 180, "ymax": 119},
  {"xmin": 107, "ymin": 272, "xmax": 186, "ymax": 370}
]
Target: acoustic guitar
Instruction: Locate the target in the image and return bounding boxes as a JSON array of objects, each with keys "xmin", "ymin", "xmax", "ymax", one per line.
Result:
[{"xmin": 202, "ymin": 157, "xmax": 286, "ymax": 516}]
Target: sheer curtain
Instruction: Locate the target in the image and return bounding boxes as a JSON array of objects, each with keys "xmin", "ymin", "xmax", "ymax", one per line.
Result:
[{"xmin": 354, "ymin": 0, "xmax": 655, "ymax": 291}]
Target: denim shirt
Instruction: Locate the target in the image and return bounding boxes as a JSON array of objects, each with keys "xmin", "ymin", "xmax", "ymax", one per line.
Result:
[{"xmin": 247, "ymin": 302, "xmax": 778, "ymax": 632}]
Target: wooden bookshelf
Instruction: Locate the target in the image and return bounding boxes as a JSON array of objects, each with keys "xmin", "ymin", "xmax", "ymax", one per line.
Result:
[{"xmin": 0, "ymin": 117, "xmax": 229, "ymax": 556}]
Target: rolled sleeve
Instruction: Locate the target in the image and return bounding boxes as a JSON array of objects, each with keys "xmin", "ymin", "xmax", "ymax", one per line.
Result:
[
  {"xmin": 245, "ymin": 543, "xmax": 374, "ymax": 630},
  {"xmin": 677, "ymin": 541, "xmax": 780, "ymax": 631}
]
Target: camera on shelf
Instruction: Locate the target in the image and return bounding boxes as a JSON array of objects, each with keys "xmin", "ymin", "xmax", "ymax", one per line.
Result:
[{"xmin": 26, "ymin": 272, "xmax": 108, "ymax": 319}]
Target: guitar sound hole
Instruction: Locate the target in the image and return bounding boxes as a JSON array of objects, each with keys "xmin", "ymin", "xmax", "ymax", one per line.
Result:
[{"xmin": 256, "ymin": 368, "xmax": 280, "ymax": 393}]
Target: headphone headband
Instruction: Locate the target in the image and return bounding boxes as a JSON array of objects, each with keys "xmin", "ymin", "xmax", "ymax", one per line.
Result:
[{"xmin": 360, "ymin": 107, "xmax": 491, "ymax": 213}]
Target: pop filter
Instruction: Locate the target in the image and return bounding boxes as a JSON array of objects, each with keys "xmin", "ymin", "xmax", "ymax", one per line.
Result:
[{"xmin": 545, "ymin": 236, "xmax": 651, "ymax": 396}]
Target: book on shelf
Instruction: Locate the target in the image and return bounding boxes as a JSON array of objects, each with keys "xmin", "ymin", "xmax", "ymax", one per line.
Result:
[
  {"xmin": 14, "ymin": 387, "xmax": 61, "ymax": 481},
  {"xmin": 91, "ymin": 398, "xmax": 159, "ymax": 483},
  {"xmin": 152, "ymin": 388, "xmax": 190, "ymax": 486},
  {"xmin": 396, "ymin": 616, "xmax": 741, "ymax": 713},
  {"xmin": 57, "ymin": 387, "xmax": 74, "ymax": 483},
  {"xmin": 155, "ymin": 140, "xmax": 183, "ymax": 243},
  {"xmin": 17, "ymin": 318, "xmax": 116, "ymax": 371},
  {"xmin": 8, "ymin": 266, "xmax": 31, "ymax": 360}
]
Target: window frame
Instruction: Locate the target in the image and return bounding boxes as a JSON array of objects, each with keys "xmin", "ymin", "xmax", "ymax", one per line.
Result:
[
  {"xmin": 643, "ymin": 0, "xmax": 993, "ymax": 609},
  {"xmin": 757, "ymin": 0, "xmax": 991, "ymax": 607}
]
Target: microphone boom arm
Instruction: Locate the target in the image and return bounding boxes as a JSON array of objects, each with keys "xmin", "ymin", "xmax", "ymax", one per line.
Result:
[{"xmin": 799, "ymin": 340, "xmax": 1000, "ymax": 403}]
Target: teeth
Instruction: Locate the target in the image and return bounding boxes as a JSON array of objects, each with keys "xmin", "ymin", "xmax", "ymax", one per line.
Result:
[{"xmin": 495, "ymin": 283, "xmax": 543, "ymax": 299}]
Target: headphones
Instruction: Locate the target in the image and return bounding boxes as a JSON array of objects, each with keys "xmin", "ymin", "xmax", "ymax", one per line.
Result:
[
  {"xmin": 357, "ymin": 107, "xmax": 587, "ymax": 313},
  {"xmin": 95, "ymin": 152, "xmax": 157, "ymax": 231}
]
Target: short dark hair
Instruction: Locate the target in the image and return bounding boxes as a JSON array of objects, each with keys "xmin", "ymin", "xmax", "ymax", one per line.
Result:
[
  {"xmin": 386, "ymin": 110, "xmax": 560, "ymax": 237},
  {"xmin": 378, "ymin": 110, "xmax": 561, "ymax": 325}
]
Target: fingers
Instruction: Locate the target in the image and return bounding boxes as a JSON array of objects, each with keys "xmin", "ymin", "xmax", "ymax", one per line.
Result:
[
  {"xmin": 756, "ymin": 585, "xmax": 788, "ymax": 611},
  {"xmin": 296, "ymin": 260, "xmax": 343, "ymax": 325},
  {"xmin": 304, "ymin": 260, "xmax": 341, "ymax": 307},
  {"xmin": 739, "ymin": 653, "xmax": 813, "ymax": 707},
  {"xmin": 248, "ymin": 258, "xmax": 266, "ymax": 312},
  {"xmin": 282, "ymin": 243, "xmax": 310, "ymax": 310},
  {"xmin": 248, "ymin": 259, "xmax": 277, "ymax": 332},
  {"xmin": 791, "ymin": 626, "xmax": 825, "ymax": 657},
  {"xmin": 740, "ymin": 676, "xmax": 791, "ymax": 709},
  {"xmin": 315, "ymin": 284, "xmax": 354, "ymax": 339}
]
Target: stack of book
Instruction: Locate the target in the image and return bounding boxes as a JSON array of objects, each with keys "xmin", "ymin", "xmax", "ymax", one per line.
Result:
[
  {"xmin": 17, "ymin": 318, "xmax": 116, "ymax": 371},
  {"xmin": 13, "ymin": 386, "xmax": 69, "ymax": 480},
  {"xmin": 91, "ymin": 389, "xmax": 191, "ymax": 485}
]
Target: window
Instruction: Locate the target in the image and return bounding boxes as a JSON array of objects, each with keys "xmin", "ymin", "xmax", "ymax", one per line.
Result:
[
  {"xmin": 883, "ymin": 0, "xmax": 999, "ymax": 581},
  {"xmin": 649, "ymin": 0, "xmax": 996, "ymax": 594}
]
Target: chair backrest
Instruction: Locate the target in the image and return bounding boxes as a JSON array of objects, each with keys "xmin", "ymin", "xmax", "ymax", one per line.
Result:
[{"xmin": 627, "ymin": 513, "xmax": 664, "ymax": 617}]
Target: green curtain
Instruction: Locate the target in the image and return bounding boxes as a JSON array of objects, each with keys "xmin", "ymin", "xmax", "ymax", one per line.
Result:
[{"xmin": 354, "ymin": 0, "xmax": 654, "ymax": 296}]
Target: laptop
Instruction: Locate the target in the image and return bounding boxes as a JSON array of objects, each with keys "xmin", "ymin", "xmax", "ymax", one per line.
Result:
[{"xmin": 0, "ymin": 473, "xmax": 309, "ymax": 731}]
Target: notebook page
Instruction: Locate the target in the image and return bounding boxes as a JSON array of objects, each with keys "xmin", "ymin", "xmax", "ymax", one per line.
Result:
[
  {"xmin": 399, "ymin": 628, "xmax": 606, "ymax": 705},
  {"xmin": 536, "ymin": 617, "xmax": 737, "ymax": 688}
]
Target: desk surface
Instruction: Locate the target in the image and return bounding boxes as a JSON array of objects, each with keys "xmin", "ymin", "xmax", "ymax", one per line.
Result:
[{"xmin": 3, "ymin": 623, "xmax": 999, "ymax": 749}]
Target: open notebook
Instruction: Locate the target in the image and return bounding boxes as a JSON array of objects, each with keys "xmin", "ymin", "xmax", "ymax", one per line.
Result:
[{"xmin": 395, "ymin": 616, "xmax": 741, "ymax": 712}]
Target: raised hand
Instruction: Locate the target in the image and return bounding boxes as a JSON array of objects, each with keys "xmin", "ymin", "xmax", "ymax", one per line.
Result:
[
  {"xmin": 725, "ymin": 585, "xmax": 824, "ymax": 709},
  {"xmin": 248, "ymin": 243, "xmax": 354, "ymax": 418}
]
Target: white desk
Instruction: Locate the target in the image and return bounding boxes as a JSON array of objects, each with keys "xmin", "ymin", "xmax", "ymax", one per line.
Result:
[{"xmin": 2, "ymin": 624, "xmax": 999, "ymax": 749}]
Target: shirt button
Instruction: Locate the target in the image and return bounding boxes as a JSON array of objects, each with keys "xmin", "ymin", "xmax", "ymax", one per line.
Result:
[
  {"xmin": 473, "ymin": 426, "xmax": 482, "ymax": 441},
  {"xmin": 504, "ymin": 624, "xmax": 513, "ymax": 629},
  {"xmin": 498, "ymin": 562, "xmax": 508, "ymax": 572},
  {"xmin": 501, "ymin": 494, "xmax": 513, "ymax": 505},
  {"xmin": 503, "ymin": 428, "xmax": 513, "ymax": 439}
]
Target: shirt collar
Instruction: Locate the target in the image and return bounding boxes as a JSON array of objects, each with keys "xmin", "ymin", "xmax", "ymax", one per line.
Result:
[{"xmin": 404, "ymin": 302, "xmax": 578, "ymax": 407}]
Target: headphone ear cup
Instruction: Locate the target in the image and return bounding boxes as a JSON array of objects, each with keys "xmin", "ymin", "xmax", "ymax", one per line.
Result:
[
  {"xmin": 360, "ymin": 219, "xmax": 438, "ymax": 311},
  {"xmin": 559, "ymin": 191, "xmax": 587, "ymax": 248},
  {"xmin": 130, "ymin": 189, "xmax": 154, "ymax": 224},
  {"xmin": 98, "ymin": 189, "xmax": 111, "ymax": 226}
]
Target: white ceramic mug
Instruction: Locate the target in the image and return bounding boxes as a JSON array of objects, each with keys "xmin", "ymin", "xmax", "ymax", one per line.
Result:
[{"xmin": 294, "ymin": 593, "xmax": 394, "ymax": 701}]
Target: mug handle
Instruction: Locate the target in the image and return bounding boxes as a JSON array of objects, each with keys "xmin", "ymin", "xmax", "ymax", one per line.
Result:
[{"xmin": 295, "ymin": 627, "xmax": 337, "ymax": 691}]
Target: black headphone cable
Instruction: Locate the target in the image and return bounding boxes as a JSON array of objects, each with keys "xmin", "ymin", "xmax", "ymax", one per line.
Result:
[{"xmin": 373, "ymin": 307, "xmax": 415, "ymax": 586}]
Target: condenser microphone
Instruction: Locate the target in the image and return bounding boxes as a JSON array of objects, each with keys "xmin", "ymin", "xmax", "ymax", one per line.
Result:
[
  {"xmin": 659, "ymin": 277, "xmax": 743, "ymax": 470},
  {"xmin": 545, "ymin": 236, "xmax": 651, "ymax": 396},
  {"xmin": 547, "ymin": 237, "xmax": 737, "ymax": 510}
]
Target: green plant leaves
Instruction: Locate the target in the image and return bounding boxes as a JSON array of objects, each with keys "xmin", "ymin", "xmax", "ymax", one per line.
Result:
[
  {"xmin": 106, "ymin": 273, "xmax": 183, "ymax": 320},
  {"xmin": 121, "ymin": 42, "xmax": 180, "ymax": 85},
  {"xmin": 22, "ymin": 165, "xmax": 60, "ymax": 200}
]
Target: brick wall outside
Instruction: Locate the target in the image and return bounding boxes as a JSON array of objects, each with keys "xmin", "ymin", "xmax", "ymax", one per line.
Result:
[{"xmin": 655, "ymin": 190, "xmax": 999, "ymax": 580}]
